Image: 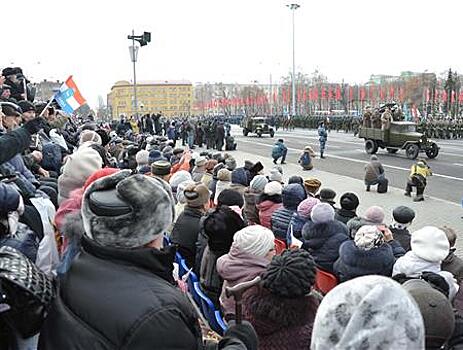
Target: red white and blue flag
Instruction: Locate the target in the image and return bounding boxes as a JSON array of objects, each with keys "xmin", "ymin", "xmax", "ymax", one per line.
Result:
[{"xmin": 54, "ymin": 76, "xmax": 86, "ymax": 114}]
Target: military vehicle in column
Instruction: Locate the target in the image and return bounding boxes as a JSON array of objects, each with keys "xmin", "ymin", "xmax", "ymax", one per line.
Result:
[
  {"xmin": 358, "ymin": 104, "xmax": 439, "ymax": 160},
  {"xmin": 241, "ymin": 116, "xmax": 275, "ymax": 137}
]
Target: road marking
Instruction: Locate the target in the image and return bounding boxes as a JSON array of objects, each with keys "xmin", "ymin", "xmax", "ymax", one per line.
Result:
[
  {"xmin": 238, "ymin": 139, "xmax": 463, "ymax": 182},
  {"xmin": 454, "ymin": 163, "xmax": 463, "ymax": 167}
]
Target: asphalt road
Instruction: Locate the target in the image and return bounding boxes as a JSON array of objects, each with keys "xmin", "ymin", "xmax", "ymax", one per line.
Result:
[{"xmin": 232, "ymin": 126, "xmax": 463, "ymax": 205}]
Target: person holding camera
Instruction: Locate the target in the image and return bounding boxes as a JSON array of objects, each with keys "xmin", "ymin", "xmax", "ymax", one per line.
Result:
[{"xmin": 405, "ymin": 159, "xmax": 432, "ymax": 202}]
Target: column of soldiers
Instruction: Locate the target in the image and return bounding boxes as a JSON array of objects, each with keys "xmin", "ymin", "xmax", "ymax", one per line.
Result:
[{"xmin": 417, "ymin": 117, "xmax": 463, "ymax": 139}]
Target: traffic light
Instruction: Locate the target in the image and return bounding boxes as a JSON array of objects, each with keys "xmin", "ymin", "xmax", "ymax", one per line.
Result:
[{"xmin": 139, "ymin": 32, "xmax": 151, "ymax": 46}]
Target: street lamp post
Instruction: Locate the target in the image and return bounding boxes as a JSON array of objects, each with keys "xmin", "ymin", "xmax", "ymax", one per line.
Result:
[
  {"xmin": 127, "ymin": 30, "xmax": 151, "ymax": 119},
  {"xmin": 287, "ymin": 3, "xmax": 300, "ymax": 118}
]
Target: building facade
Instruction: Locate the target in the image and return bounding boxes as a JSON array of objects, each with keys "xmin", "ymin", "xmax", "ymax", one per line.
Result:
[
  {"xmin": 34, "ymin": 79, "xmax": 62, "ymax": 102},
  {"xmin": 107, "ymin": 80, "xmax": 193, "ymax": 119}
]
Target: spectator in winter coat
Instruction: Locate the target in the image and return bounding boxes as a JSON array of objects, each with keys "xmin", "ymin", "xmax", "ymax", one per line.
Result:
[
  {"xmin": 393, "ymin": 226, "xmax": 458, "ymax": 300},
  {"xmin": 243, "ymin": 249, "xmax": 320, "ymax": 350},
  {"xmin": 334, "ymin": 225, "xmax": 405, "ymax": 282},
  {"xmin": 135, "ymin": 150, "xmax": 150, "ymax": 174},
  {"xmin": 389, "ymin": 205, "xmax": 415, "ymax": 251},
  {"xmin": 271, "ymin": 183, "xmax": 306, "ymax": 241},
  {"xmin": 364, "ymin": 155, "xmax": 385, "ymax": 191},
  {"xmin": 298, "ymin": 145, "xmax": 316, "ymax": 170},
  {"xmin": 199, "ymin": 206, "xmax": 245, "ymax": 307},
  {"xmin": 403, "ymin": 279, "xmax": 456, "ymax": 350},
  {"xmin": 171, "ymin": 183, "xmax": 210, "ymax": 267},
  {"xmin": 287, "ymin": 197, "xmax": 320, "ymax": 239},
  {"xmin": 214, "ymin": 168, "xmax": 231, "ymax": 205},
  {"xmin": 169, "ymin": 170, "xmax": 192, "ymax": 204},
  {"xmin": 208, "ymin": 163, "xmax": 225, "ymax": 201},
  {"xmin": 40, "ymin": 171, "xmax": 254, "ymax": 350},
  {"xmin": 229, "ymin": 167, "xmax": 248, "ymax": 197},
  {"xmin": 302, "ymin": 203, "xmax": 349, "ymax": 272},
  {"xmin": 334, "ymin": 192, "xmax": 359, "ymax": 224},
  {"xmin": 441, "ymin": 226, "xmax": 463, "ymax": 284},
  {"xmin": 256, "ymin": 182, "xmax": 283, "ymax": 229},
  {"xmin": 191, "ymin": 156, "xmax": 207, "ymax": 182},
  {"xmin": 318, "ymin": 188, "xmax": 336, "ymax": 208},
  {"xmin": 311, "ymin": 276, "xmax": 425, "ymax": 350},
  {"xmin": 244, "ymin": 175, "xmax": 268, "ymax": 225},
  {"xmin": 216, "ymin": 225, "xmax": 275, "ymax": 320},
  {"xmin": 347, "ymin": 205, "xmax": 385, "ymax": 238}
]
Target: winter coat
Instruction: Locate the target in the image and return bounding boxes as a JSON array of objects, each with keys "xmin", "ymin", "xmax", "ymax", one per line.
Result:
[
  {"xmin": 39, "ymin": 238, "xmax": 203, "ymax": 350},
  {"xmin": 271, "ymin": 142, "xmax": 287, "ymax": 159},
  {"xmin": 364, "ymin": 160, "xmax": 384, "ymax": 183},
  {"xmin": 271, "ymin": 207, "xmax": 295, "ymax": 241},
  {"xmin": 171, "ymin": 207, "xmax": 204, "ymax": 268},
  {"xmin": 302, "ymin": 220, "xmax": 349, "ymax": 272},
  {"xmin": 334, "ymin": 240, "xmax": 405, "ymax": 282},
  {"xmin": 243, "ymin": 189, "xmax": 260, "ymax": 225},
  {"xmin": 0, "ymin": 126, "xmax": 32, "ymax": 165},
  {"xmin": 216, "ymin": 244, "xmax": 270, "ymax": 319},
  {"xmin": 442, "ymin": 249, "xmax": 463, "ymax": 284},
  {"xmin": 287, "ymin": 213, "xmax": 310, "ymax": 239},
  {"xmin": 243, "ymin": 287, "xmax": 319, "ymax": 350},
  {"xmin": 167, "ymin": 126, "xmax": 176, "ymax": 140},
  {"xmin": 200, "ymin": 246, "xmax": 223, "ymax": 307},
  {"xmin": 334, "ymin": 208, "xmax": 357, "ymax": 225},
  {"xmin": 229, "ymin": 183, "xmax": 247, "ymax": 198},
  {"xmin": 191, "ymin": 168, "xmax": 206, "ymax": 182},
  {"xmin": 389, "ymin": 225, "xmax": 411, "ymax": 251},
  {"xmin": 257, "ymin": 197, "xmax": 282, "ymax": 229}
]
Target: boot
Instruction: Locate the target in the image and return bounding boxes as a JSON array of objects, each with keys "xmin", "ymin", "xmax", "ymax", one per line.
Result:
[
  {"xmin": 413, "ymin": 194, "xmax": 424, "ymax": 202},
  {"xmin": 366, "ymin": 185, "xmax": 371, "ymax": 192},
  {"xmin": 273, "ymin": 158, "xmax": 277, "ymax": 164},
  {"xmin": 404, "ymin": 192, "xmax": 411, "ymax": 197}
]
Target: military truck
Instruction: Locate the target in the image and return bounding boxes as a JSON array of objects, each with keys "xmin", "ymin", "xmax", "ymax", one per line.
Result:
[
  {"xmin": 241, "ymin": 116, "xmax": 275, "ymax": 137},
  {"xmin": 358, "ymin": 121, "xmax": 439, "ymax": 159}
]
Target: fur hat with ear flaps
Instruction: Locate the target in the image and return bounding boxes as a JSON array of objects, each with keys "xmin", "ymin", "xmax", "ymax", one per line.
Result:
[{"xmin": 81, "ymin": 170, "xmax": 175, "ymax": 249}]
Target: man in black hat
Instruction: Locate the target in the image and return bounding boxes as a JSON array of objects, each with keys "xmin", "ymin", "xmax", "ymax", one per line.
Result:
[
  {"xmin": 2, "ymin": 68, "xmax": 24, "ymax": 101},
  {"xmin": 1, "ymin": 105, "xmax": 22, "ymax": 131},
  {"xmin": 18, "ymin": 101, "xmax": 36, "ymax": 122}
]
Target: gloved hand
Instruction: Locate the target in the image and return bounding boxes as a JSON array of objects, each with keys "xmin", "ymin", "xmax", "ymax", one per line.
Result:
[
  {"xmin": 23, "ymin": 117, "xmax": 44, "ymax": 135},
  {"xmin": 221, "ymin": 320, "xmax": 258, "ymax": 350}
]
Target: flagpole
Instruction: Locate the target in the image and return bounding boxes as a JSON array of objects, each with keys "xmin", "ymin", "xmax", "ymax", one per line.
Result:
[{"xmin": 39, "ymin": 94, "xmax": 56, "ymax": 117}]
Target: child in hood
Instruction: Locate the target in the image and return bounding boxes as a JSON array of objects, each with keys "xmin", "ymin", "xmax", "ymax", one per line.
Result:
[{"xmin": 299, "ymin": 145, "xmax": 316, "ymax": 170}]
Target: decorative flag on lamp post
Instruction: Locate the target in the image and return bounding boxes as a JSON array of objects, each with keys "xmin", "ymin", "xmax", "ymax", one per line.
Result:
[{"xmin": 54, "ymin": 76, "xmax": 87, "ymax": 114}]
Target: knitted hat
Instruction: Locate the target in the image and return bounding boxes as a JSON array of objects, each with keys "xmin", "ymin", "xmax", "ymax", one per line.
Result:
[
  {"xmin": 135, "ymin": 150, "xmax": 149, "ymax": 165},
  {"xmin": 288, "ymin": 175, "xmax": 304, "ymax": 185},
  {"xmin": 262, "ymin": 249, "xmax": 316, "ymax": 298},
  {"xmin": 231, "ymin": 168, "xmax": 248, "ymax": 186},
  {"xmin": 411, "ymin": 226, "xmax": 450, "ymax": 262},
  {"xmin": 250, "ymin": 175, "xmax": 268, "ymax": 192},
  {"xmin": 184, "ymin": 183, "xmax": 210, "ymax": 208},
  {"xmin": 297, "ymin": 197, "xmax": 320, "ymax": 218},
  {"xmin": 0, "ymin": 183, "xmax": 20, "ymax": 217},
  {"xmin": 403, "ymin": 279, "xmax": 455, "ymax": 348},
  {"xmin": 364, "ymin": 206, "xmax": 385, "ymax": 223},
  {"xmin": 340, "ymin": 192, "xmax": 359, "ymax": 211},
  {"xmin": 311, "ymin": 276, "xmax": 425, "ymax": 349},
  {"xmin": 151, "ymin": 160, "xmax": 171, "ymax": 176},
  {"xmin": 81, "ymin": 171, "xmax": 175, "ymax": 248},
  {"xmin": 195, "ymin": 156, "xmax": 207, "ymax": 167},
  {"xmin": 233, "ymin": 225, "xmax": 275, "ymax": 257},
  {"xmin": 217, "ymin": 168, "xmax": 231, "ymax": 182},
  {"xmin": 303, "ymin": 177, "xmax": 322, "ymax": 195},
  {"xmin": 264, "ymin": 181, "xmax": 282, "ymax": 196},
  {"xmin": 169, "ymin": 170, "xmax": 192, "ymax": 190},
  {"xmin": 282, "ymin": 184, "xmax": 306, "ymax": 210},
  {"xmin": 79, "ymin": 130, "xmax": 102, "ymax": 145},
  {"xmin": 269, "ymin": 168, "xmax": 283, "ymax": 183},
  {"xmin": 217, "ymin": 189, "xmax": 244, "ymax": 208},
  {"xmin": 319, "ymin": 188, "xmax": 336, "ymax": 204},
  {"xmin": 354, "ymin": 225, "xmax": 384, "ymax": 250},
  {"xmin": 393, "ymin": 206, "xmax": 415, "ymax": 224},
  {"xmin": 311, "ymin": 203, "xmax": 335, "ymax": 224}
]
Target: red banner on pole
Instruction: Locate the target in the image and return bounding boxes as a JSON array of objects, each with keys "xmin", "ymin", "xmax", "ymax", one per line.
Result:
[{"xmin": 335, "ymin": 85, "xmax": 341, "ymax": 101}]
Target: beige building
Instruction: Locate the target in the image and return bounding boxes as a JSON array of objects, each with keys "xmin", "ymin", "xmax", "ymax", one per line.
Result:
[{"xmin": 107, "ymin": 80, "xmax": 193, "ymax": 119}]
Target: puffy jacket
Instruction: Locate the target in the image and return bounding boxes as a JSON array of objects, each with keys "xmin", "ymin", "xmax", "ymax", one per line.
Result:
[
  {"xmin": 271, "ymin": 207, "xmax": 295, "ymax": 241},
  {"xmin": 200, "ymin": 246, "xmax": 223, "ymax": 307},
  {"xmin": 334, "ymin": 239, "xmax": 405, "ymax": 282},
  {"xmin": 39, "ymin": 238, "xmax": 203, "ymax": 349},
  {"xmin": 271, "ymin": 142, "xmax": 287, "ymax": 159},
  {"xmin": 243, "ymin": 189, "xmax": 260, "ymax": 225},
  {"xmin": 171, "ymin": 207, "xmax": 204, "ymax": 267},
  {"xmin": 302, "ymin": 220, "xmax": 349, "ymax": 272},
  {"xmin": 0, "ymin": 126, "xmax": 32, "ymax": 165},
  {"xmin": 257, "ymin": 198, "xmax": 282, "ymax": 229},
  {"xmin": 287, "ymin": 213, "xmax": 310, "ymax": 239}
]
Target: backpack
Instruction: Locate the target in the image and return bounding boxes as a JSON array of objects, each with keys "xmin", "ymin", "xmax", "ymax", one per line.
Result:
[{"xmin": 41, "ymin": 142, "xmax": 62, "ymax": 172}]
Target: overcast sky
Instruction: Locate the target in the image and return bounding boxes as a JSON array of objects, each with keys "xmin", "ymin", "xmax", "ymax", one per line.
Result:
[{"xmin": 3, "ymin": 0, "xmax": 462, "ymax": 107}]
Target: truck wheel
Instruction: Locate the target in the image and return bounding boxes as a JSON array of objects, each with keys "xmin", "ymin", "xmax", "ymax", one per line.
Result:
[
  {"xmin": 257, "ymin": 130, "xmax": 262, "ymax": 137},
  {"xmin": 386, "ymin": 148, "xmax": 398, "ymax": 154},
  {"xmin": 243, "ymin": 128, "xmax": 249, "ymax": 136},
  {"xmin": 406, "ymin": 144, "xmax": 419, "ymax": 159},
  {"xmin": 425, "ymin": 142, "xmax": 439, "ymax": 159},
  {"xmin": 270, "ymin": 129, "xmax": 275, "ymax": 137},
  {"xmin": 365, "ymin": 139, "xmax": 378, "ymax": 154}
]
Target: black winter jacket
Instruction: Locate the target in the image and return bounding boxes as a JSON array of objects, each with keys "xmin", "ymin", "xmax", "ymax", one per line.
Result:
[
  {"xmin": 0, "ymin": 127, "xmax": 31, "ymax": 165},
  {"xmin": 334, "ymin": 239, "xmax": 405, "ymax": 282},
  {"xmin": 389, "ymin": 226, "xmax": 411, "ymax": 251},
  {"xmin": 302, "ymin": 220, "xmax": 349, "ymax": 272},
  {"xmin": 171, "ymin": 206, "xmax": 204, "ymax": 267},
  {"xmin": 39, "ymin": 238, "xmax": 202, "ymax": 349},
  {"xmin": 334, "ymin": 208, "xmax": 357, "ymax": 225}
]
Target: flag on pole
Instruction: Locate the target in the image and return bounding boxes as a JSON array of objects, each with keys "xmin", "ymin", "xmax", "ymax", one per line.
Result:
[{"xmin": 54, "ymin": 76, "xmax": 86, "ymax": 114}]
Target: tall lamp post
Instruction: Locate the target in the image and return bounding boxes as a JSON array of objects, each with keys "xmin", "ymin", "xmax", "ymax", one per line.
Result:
[
  {"xmin": 287, "ymin": 3, "xmax": 300, "ymax": 118},
  {"xmin": 127, "ymin": 30, "xmax": 151, "ymax": 118}
]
